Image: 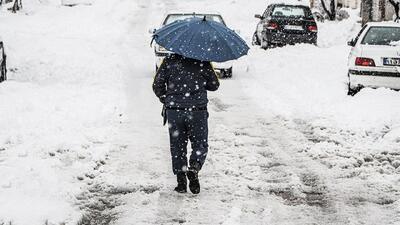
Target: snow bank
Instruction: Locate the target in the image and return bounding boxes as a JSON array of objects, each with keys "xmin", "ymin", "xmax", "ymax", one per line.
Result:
[{"xmin": 0, "ymin": 0, "xmax": 128, "ymax": 223}]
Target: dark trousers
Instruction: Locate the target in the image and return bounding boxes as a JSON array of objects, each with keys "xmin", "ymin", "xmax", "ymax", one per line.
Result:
[{"xmin": 166, "ymin": 109, "xmax": 209, "ymax": 175}]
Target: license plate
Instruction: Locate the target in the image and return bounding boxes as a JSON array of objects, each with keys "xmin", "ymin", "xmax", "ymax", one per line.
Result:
[
  {"xmin": 284, "ymin": 25, "xmax": 303, "ymax": 31},
  {"xmin": 383, "ymin": 57, "xmax": 400, "ymax": 66}
]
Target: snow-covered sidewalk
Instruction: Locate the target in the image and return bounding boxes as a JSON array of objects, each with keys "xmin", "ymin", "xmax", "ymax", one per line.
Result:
[{"xmin": 0, "ymin": 0, "xmax": 128, "ymax": 223}]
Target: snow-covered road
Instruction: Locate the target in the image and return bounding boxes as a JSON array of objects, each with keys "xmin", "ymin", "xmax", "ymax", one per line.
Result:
[{"xmin": 1, "ymin": 0, "xmax": 399, "ymax": 224}]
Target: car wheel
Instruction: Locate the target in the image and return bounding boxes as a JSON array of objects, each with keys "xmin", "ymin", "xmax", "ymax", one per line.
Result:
[
  {"xmin": 347, "ymin": 83, "xmax": 362, "ymax": 96},
  {"xmin": 261, "ymin": 39, "xmax": 269, "ymax": 50},
  {"xmin": 311, "ymin": 37, "xmax": 318, "ymax": 46},
  {"xmin": 0, "ymin": 60, "xmax": 6, "ymax": 83},
  {"xmin": 252, "ymin": 32, "xmax": 260, "ymax": 46},
  {"xmin": 225, "ymin": 67, "xmax": 233, "ymax": 78},
  {"xmin": 312, "ymin": 40, "xmax": 318, "ymax": 46},
  {"xmin": 218, "ymin": 68, "xmax": 232, "ymax": 79}
]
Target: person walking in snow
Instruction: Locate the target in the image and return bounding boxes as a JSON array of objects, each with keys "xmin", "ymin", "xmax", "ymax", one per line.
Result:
[{"xmin": 153, "ymin": 53, "xmax": 219, "ymax": 194}]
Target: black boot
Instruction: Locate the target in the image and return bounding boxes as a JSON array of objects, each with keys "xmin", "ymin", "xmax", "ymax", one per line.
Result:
[
  {"xmin": 174, "ymin": 172, "xmax": 187, "ymax": 193},
  {"xmin": 187, "ymin": 168, "xmax": 200, "ymax": 194}
]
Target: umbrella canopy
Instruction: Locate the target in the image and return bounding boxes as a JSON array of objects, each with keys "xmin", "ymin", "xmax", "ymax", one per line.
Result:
[{"xmin": 153, "ymin": 17, "xmax": 249, "ymax": 62}]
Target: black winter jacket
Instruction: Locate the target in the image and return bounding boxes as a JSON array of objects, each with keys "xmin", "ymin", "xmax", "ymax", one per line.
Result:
[{"xmin": 153, "ymin": 54, "xmax": 220, "ymax": 109}]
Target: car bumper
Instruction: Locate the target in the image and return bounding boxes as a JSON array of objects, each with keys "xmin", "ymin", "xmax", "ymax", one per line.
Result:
[
  {"xmin": 155, "ymin": 54, "xmax": 233, "ymax": 72},
  {"xmin": 349, "ymin": 69, "xmax": 400, "ymax": 90},
  {"xmin": 213, "ymin": 62, "xmax": 233, "ymax": 72},
  {"xmin": 264, "ymin": 31, "xmax": 317, "ymax": 44}
]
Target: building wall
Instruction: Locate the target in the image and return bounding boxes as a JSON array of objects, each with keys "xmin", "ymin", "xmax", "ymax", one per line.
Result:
[
  {"xmin": 385, "ymin": 1, "xmax": 395, "ymax": 20},
  {"xmin": 338, "ymin": 0, "xmax": 359, "ymax": 9},
  {"xmin": 361, "ymin": 0, "xmax": 395, "ymax": 25},
  {"xmin": 311, "ymin": 0, "xmax": 395, "ymax": 23},
  {"xmin": 373, "ymin": 0, "xmax": 395, "ymax": 20},
  {"xmin": 311, "ymin": 0, "xmax": 358, "ymax": 9}
]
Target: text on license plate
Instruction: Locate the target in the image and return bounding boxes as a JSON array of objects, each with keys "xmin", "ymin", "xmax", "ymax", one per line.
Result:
[
  {"xmin": 383, "ymin": 58, "xmax": 400, "ymax": 66},
  {"xmin": 284, "ymin": 25, "xmax": 303, "ymax": 31}
]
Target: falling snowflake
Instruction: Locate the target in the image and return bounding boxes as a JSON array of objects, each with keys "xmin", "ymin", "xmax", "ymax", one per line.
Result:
[{"xmin": 172, "ymin": 130, "xmax": 180, "ymax": 137}]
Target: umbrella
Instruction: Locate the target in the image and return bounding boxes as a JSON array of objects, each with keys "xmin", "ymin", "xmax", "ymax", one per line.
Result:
[{"xmin": 152, "ymin": 17, "xmax": 249, "ymax": 62}]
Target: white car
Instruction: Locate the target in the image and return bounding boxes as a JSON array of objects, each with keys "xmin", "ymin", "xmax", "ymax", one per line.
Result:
[
  {"xmin": 347, "ymin": 22, "xmax": 400, "ymax": 95},
  {"xmin": 151, "ymin": 12, "xmax": 234, "ymax": 78},
  {"xmin": 0, "ymin": 39, "xmax": 6, "ymax": 82}
]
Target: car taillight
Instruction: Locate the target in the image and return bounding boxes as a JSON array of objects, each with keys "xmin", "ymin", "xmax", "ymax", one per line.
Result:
[
  {"xmin": 355, "ymin": 57, "xmax": 375, "ymax": 67},
  {"xmin": 265, "ymin": 22, "xmax": 278, "ymax": 30},
  {"xmin": 307, "ymin": 25, "xmax": 318, "ymax": 32}
]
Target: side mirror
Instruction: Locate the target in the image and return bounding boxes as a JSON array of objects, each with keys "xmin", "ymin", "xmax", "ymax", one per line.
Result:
[
  {"xmin": 148, "ymin": 28, "xmax": 156, "ymax": 34},
  {"xmin": 255, "ymin": 14, "xmax": 263, "ymax": 19},
  {"xmin": 347, "ymin": 39, "xmax": 356, "ymax": 47}
]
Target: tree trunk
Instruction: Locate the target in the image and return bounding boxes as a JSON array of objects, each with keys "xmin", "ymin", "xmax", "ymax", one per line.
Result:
[
  {"xmin": 389, "ymin": 0, "xmax": 400, "ymax": 21},
  {"xmin": 361, "ymin": 0, "xmax": 373, "ymax": 25},
  {"xmin": 321, "ymin": 0, "xmax": 336, "ymax": 20},
  {"xmin": 11, "ymin": 0, "xmax": 21, "ymax": 13},
  {"xmin": 379, "ymin": 0, "xmax": 386, "ymax": 20},
  {"xmin": 329, "ymin": 0, "xmax": 336, "ymax": 19}
]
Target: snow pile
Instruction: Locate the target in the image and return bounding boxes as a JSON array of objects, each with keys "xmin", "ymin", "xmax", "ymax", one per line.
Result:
[
  {"xmin": 390, "ymin": 40, "xmax": 400, "ymax": 46},
  {"xmin": 0, "ymin": 0, "xmax": 128, "ymax": 223},
  {"xmin": 317, "ymin": 9, "xmax": 360, "ymax": 47}
]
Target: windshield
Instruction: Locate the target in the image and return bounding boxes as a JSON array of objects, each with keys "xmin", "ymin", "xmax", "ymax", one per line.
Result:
[
  {"xmin": 361, "ymin": 26, "xmax": 400, "ymax": 45},
  {"xmin": 164, "ymin": 14, "xmax": 225, "ymax": 25},
  {"xmin": 272, "ymin": 6, "xmax": 307, "ymax": 18}
]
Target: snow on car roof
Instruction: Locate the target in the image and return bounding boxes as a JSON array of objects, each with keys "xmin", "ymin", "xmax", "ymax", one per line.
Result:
[
  {"xmin": 165, "ymin": 11, "xmax": 222, "ymax": 16},
  {"xmin": 366, "ymin": 21, "xmax": 400, "ymax": 27},
  {"xmin": 266, "ymin": 0, "xmax": 310, "ymax": 7}
]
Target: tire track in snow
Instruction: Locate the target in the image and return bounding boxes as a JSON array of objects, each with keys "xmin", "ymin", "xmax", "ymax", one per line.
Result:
[
  {"xmin": 209, "ymin": 106, "xmax": 344, "ymax": 224},
  {"xmin": 236, "ymin": 48, "xmax": 400, "ymax": 224}
]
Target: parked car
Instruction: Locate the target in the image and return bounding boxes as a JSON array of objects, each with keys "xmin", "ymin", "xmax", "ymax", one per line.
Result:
[
  {"xmin": 253, "ymin": 4, "xmax": 318, "ymax": 49},
  {"xmin": 347, "ymin": 22, "xmax": 400, "ymax": 95},
  {"xmin": 151, "ymin": 12, "xmax": 233, "ymax": 78},
  {"xmin": 0, "ymin": 39, "xmax": 6, "ymax": 83}
]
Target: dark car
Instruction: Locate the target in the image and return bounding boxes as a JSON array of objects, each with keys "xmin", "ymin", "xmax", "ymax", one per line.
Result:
[
  {"xmin": 0, "ymin": 40, "xmax": 6, "ymax": 82},
  {"xmin": 253, "ymin": 4, "xmax": 318, "ymax": 49}
]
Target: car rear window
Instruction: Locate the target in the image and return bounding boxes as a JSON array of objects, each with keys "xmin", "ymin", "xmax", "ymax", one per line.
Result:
[
  {"xmin": 272, "ymin": 6, "xmax": 307, "ymax": 18},
  {"xmin": 164, "ymin": 15, "xmax": 225, "ymax": 25},
  {"xmin": 361, "ymin": 26, "xmax": 400, "ymax": 45}
]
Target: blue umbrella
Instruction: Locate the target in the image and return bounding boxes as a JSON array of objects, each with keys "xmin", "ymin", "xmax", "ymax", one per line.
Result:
[{"xmin": 153, "ymin": 17, "xmax": 249, "ymax": 62}]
